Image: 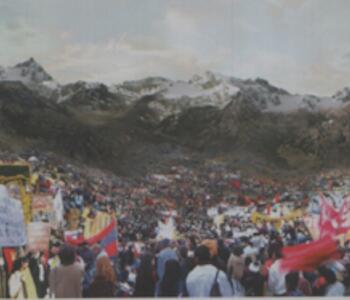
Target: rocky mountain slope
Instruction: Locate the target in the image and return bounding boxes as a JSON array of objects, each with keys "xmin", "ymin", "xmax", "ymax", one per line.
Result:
[{"xmin": 1, "ymin": 58, "xmax": 350, "ymax": 176}]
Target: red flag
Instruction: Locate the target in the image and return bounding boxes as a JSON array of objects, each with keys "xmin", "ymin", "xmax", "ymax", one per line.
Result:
[
  {"xmin": 3, "ymin": 248, "xmax": 17, "ymax": 273},
  {"xmin": 280, "ymin": 236, "xmax": 340, "ymax": 272},
  {"xmin": 319, "ymin": 193, "xmax": 348, "ymax": 238},
  {"xmin": 66, "ymin": 219, "xmax": 118, "ymax": 257}
]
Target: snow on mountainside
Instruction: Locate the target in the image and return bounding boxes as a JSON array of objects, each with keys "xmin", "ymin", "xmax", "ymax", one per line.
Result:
[
  {"xmin": 1, "ymin": 58, "xmax": 350, "ymax": 117},
  {"xmin": 332, "ymin": 87, "xmax": 350, "ymax": 103},
  {"xmin": 0, "ymin": 58, "xmax": 53, "ymax": 84}
]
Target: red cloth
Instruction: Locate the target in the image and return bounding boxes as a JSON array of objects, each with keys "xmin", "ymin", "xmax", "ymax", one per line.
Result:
[
  {"xmin": 319, "ymin": 193, "xmax": 349, "ymax": 238},
  {"xmin": 280, "ymin": 236, "xmax": 340, "ymax": 272},
  {"xmin": 3, "ymin": 248, "xmax": 17, "ymax": 273}
]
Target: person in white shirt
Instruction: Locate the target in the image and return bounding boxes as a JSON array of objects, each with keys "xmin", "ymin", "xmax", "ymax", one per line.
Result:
[
  {"xmin": 243, "ymin": 241, "xmax": 258, "ymax": 261},
  {"xmin": 186, "ymin": 245, "xmax": 233, "ymax": 297},
  {"xmin": 268, "ymin": 259, "xmax": 287, "ymax": 296}
]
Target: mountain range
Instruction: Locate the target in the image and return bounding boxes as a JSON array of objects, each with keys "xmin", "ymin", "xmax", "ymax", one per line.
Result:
[{"xmin": 1, "ymin": 58, "xmax": 350, "ymax": 177}]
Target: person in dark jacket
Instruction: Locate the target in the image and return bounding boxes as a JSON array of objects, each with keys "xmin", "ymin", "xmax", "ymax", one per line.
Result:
[
  {"xmin": 133, "ymin": 253, "xmax": 155, "ymax": 297},
  {"xmin": 286, "ymin": 271, "xmax": 304, "ymax": 296},
  {"xmin": 242, "ymin": 262, "xmax": 265, "ymax": 296},
  {"xmin": 86, "ymin": 256, "xmax": 117, "ymax": 298},
  {"xmin": 159, "ymin": 259, "xmax": 182, "ymax": 297}
]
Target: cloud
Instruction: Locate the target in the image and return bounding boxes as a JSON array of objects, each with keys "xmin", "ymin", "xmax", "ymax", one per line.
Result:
[
  {"xmin": 46, "ymin": 36, "xmax": 225, "ymax": 84},
  {"xmin": 1, "ymin": 0, "xmax": 350, "ymax": 96},
  {"xmin": 0, "ymin": 19, "xmax": 63, "ymax": 65}
]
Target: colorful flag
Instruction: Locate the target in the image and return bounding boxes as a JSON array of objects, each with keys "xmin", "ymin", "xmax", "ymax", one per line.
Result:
[{"xmin": 66, "ymin": 219, "xmax": 118, "ymax": 257}]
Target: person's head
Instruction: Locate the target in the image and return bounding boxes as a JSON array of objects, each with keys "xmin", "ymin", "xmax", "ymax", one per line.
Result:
[
  {"xmin": 163, "ymin": 259, "xmax": 181, "ymax": 280},
  {"xmin": 160, "ymin": 259, "xmax": 182, "ymax": 297},
  {"xmin": 159, "ymin": 239, "xmax": 170, "ymax": 251},
  {"xmin": 244, "ymin": 256, "xmax": 252, "ymax": 267},
  {"xmin": 12, "ymin": 258, "xmax": 26, "ymax": 273},
  {"xmin": 96, "ymin": 256, "xmax": 117, "ymax": 283},
  {"xmin": 39, "ymin": 252, "xmax": 46, "ymax": 265},
  {"xmin": 324, "ymin": 268, "xmax": 337, "ymax": 285},
  {"xmin": 58, "ymin": 245, "xmax": 76, "ymax": 266},
  {"xmin": 179, "ymin": 246, "xmax": 188, "ymax": 259},
  {"xmin": 285, "ymin": 272, "xmax": 299, "ymax": 292},
  {"xmin": 137, "ymin": 253, "xmax": 154, "ymax": 276},
  {"xmin": 232, "ymin": 246, "xmax": 243, "ymax": 257},
  {"xmin": 195, "ymin": 245, "xmax": 211, "ymax": 265},
  {"xmin": 268, "ymin": 242, "xmax": 283, "ymax": 260},
  {"xmin": 317, "ymin": 266, "xmax": 329, "ymax": 277}
]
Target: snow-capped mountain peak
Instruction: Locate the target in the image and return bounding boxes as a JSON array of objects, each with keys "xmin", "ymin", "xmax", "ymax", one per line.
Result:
[{"xmin": 0, "ymin": 58, "xmax": 53, "ymax": 85}]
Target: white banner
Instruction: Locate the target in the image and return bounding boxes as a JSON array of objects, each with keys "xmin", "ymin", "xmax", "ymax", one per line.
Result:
[
  {"xmin": 0, "ymin": 185, "xmax": 27, "ymax": 247},
  {"xmin": 27, "ymin": 222, "xmax": 51, "ymax": 252},
  {"xmin": 52, "ymin": 189, "xmax": 64, "ymax": 228},
  {"xmin": 156, "ymin": 217, "xmax": 176, "ymax": 240}
]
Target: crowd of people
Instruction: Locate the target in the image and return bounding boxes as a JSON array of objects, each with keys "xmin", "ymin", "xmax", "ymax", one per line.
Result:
[{"xmin": 1, "ymin": 150, "xmax": 350, "ymax": 297}]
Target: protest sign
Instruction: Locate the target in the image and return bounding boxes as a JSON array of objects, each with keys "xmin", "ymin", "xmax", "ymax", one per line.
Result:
[
  {"xmin": 27, "ymin": 222, "xmax": 51, "ymax": 252},
  {"xmin": 0, "ymin": 185, "xmax": 27, "ymax": 247},
  {"xmin": 32, "ymin": 194, "xmax": 53, "ymax": 222}
]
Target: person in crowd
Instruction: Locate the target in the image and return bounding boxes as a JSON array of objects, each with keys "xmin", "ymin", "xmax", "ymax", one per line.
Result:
[
  {"xmin": 49, "ymin": 245, "xmax": 84, "ymax": 298},
  {"xmin": 48, "ymin": 241, "xmax": 61, "ymax": 271},
  {"xmin": 324, "ymin": 268, "xmax": 345, "ymax": 296},
  {"xmin": 86, "ymin": 256, "xmax": 117, "ymax": 297},
  {"xmin": 177, "ymin": 245, "xmax": 195, "ymax": 295},
  {"xmin": 298, "ymin": 272, "xmax": 312, "ymax": 296},
  {"xmin": 78, "ymin": 242, "xmax": 96, "ymax": 297},
  {"xmin": 133, "ymin": 253, "xmax": 156, "ymax": 297},
  {"xmin": 285, "ymin": 271, "xmax": 304, "ymax": 296},
  {"xmin": 155, "ymin": 239, "xmax": 178, "ymax": 296},
  {"xmin": 241, "ymin": 261, "xmax": 265, "ymax": 296},
  {"xmin": 28, "ymin": 252, "xmax": 49, "ymax": 298},
  {"xmin": 8, "ymin": 258, "xmax": 27, "ymax": 299},
  {"xmin": 227, "ymin": 246, "xmax": 245, "ymax": 283},
  {"xmin": 159, "ymin": 259, "xmax": 182, "ymax": 297},
  {"xmin": 267, "ymin": 245, "xmax": 287, "ymax": 296},
  {"xmin": 313, "ymin": 266, "xmax": 329, "ymax": 296},
  {"xmin": 217, "ymin": 239, "xmax": 230, "ymax": 266},
  {"xmin": 8, "ymin": 257, "xmax": 37, "ymax": 299},
  {"xmin": 186, "ymin": 245, "xmax": 233, "ymax": 297}
]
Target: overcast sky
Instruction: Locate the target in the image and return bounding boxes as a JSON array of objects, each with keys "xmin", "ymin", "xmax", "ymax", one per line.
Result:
[{"xmin": 1, "ymin": 0, "xmax": 350, "ymax": 96}]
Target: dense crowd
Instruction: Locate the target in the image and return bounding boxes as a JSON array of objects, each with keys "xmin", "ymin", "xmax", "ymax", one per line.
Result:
[{"xmin": 1, "ymin": 151, "xmax": 350, "ymax": 297}]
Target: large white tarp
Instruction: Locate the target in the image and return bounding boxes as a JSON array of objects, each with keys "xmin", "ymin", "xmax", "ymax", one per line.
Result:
[{"xmin": 0, "ymin": 185, "xmax": 27, "ymax": 247}]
